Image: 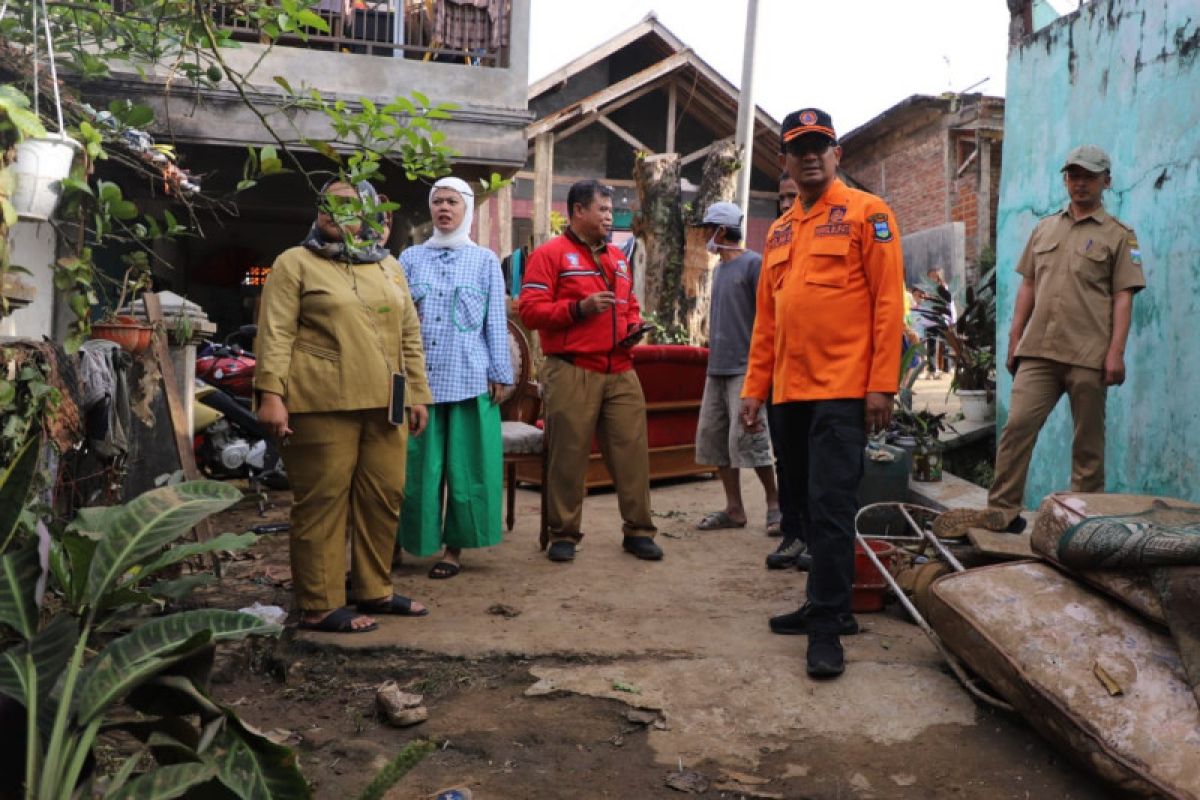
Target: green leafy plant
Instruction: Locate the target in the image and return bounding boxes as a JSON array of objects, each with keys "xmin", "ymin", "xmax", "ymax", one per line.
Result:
[
  {"xmin": 928, "ymin": 258, "xmax": 998, "ymax": 392},
  {"xmin": 642, "ymin": 311, "xmax": 689, "ymax": 345},
  {"xmin": 0, "ymin": 479, "xmax": 304, "ymax": 799},
  {"xmin": 890, "ymin": 407, "xmax": 954, "ymax": 451}
]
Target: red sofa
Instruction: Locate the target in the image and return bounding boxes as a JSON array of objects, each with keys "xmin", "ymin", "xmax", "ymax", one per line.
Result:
[{"xmin": 517, "ymin": 344, "xmax": 714, "ymax": 488}]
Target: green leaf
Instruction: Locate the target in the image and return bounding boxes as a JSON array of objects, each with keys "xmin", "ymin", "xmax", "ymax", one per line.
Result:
[
  {"xmin": 0, "ymin": 615, "xmax": 78, "ymax": 708},
  {"xmin": 411, "ymin": 90, "xmax": 430, "ymax": 107},
  {"xmin": 236, "ymin": 180, "xmax": 257, "ymax": 193},
  {"xmin": 138, "ymin": 530, "xmax": 257, "ymax": 581},
  {"xmin": 210, "ymin": 712, "xmax": 311, "ymax": 799},
  {"xmin": 127, "ymin": 673, "xmax": 222, "ymax": 720},
  {"xmin": 0, "ymin": 431, "xmax": 39, "ymax": 555},
  {"xmin": 49, "ymin": 532, "xmax": 96, "ymax": 610},
  {"xmin": 0, "ymin": 542, "xmax": 40, "ymax": 639},
  {"xmin": 145, "ymin": 574, "xmax": 217, "ymax": 602},
  {"xmin": 124, "ymin": 104, "xmax": 155, "ymax": 128},
  {"xmin": 75, "ymin": 609, "xmax": 281, "ymax": 725},
  {"xmin": 295, "ymin": 9, "xmax": 330, "ymax": 32},
  {"xmin": 61, "ymin": 176, "xmax": 94, "ymax": 197},
  {"xmin": 108, "ymin": 761, "xmax": 218, "ymax": 800},
  {"xmin": 272, "ymin": 76, "xmax": 295, "ymax": 95},
  {"xmin": 82, "ymin": 480, "xmax": 241, "ymax": 607}
]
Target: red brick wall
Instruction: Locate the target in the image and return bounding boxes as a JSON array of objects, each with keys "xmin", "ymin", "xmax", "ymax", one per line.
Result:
[{"xmin": 841, "ymin": 124, "xmax": 946, "ymax": 241}]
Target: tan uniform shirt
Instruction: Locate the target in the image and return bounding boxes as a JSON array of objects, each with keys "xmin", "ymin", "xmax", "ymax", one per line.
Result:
[
  {"xmin": 255, "ymin": 246, "xmax": 432, "ymax": 413},
  {"xmin": 1014, "ymin": 207, "xmax": 1145, "ymax": 369}
]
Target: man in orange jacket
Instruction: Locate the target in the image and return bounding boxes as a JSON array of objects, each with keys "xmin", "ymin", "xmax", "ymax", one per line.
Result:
[{"xmin": 740, "ymin": 108, "xmax": 905, "ymax": 677}]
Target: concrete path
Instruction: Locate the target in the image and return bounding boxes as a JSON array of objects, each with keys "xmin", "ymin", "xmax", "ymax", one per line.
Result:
[{"xmin": 298, "ymin": 473, "xmax": 1070, "ymax": 785}]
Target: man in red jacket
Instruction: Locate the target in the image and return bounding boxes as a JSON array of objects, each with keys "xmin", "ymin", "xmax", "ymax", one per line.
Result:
[{"xmin": 519, "ymin": 180, "xmax": 661, "ymax": 563}]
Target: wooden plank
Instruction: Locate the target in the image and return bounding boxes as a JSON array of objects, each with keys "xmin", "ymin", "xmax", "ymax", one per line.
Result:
[
  {"xmin": 552, "ymin": 81, "xmax": 665, "ymax": 145},
  {"xmin": 967, "ymin": 526, "xmax": 1036, "ymax": 560},
  {"xmin": 680, "ymin": 142, "xmax": 716, "ymax": 166},
  {"xmin": 666, "ymin": 80, "xmax": 677, "ymax": 153},
  {"xmin": 497, "ymin": 183, "xmax": 513, "ymax": 259},
  {"xmin": 526, "ymin": 51, "xmax": 690, "ymax": 139},
  {"xmin": 597, "ymin": 114, "xmax": 654, "ymax": 154},
  {"xmin": 528, "ymin": 15, "xmax": 686, "ymax": 98},
  {"xmin": 476, "ymin": 196, "xmax": 491, "ymax": 252},
  {"xmin": 532, "ymin": 132, "xmax": 554, "ymax": 246},
  {"xmin": 142, "ymin": 293, "xmax": 218, "ymax": 555}
]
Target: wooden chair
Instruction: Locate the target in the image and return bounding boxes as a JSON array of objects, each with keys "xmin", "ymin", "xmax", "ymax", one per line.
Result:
[{"xmin": 499, "ymin": 319, "xmax": 547, "ymax": 545}]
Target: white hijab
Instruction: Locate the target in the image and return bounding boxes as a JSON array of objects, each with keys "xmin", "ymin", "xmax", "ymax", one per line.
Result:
[{"xmin": 426, "ymin": 176, "xmax": 475, "ymax": 250}]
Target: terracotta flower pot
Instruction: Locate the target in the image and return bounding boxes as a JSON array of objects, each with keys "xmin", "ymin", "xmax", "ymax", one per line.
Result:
[{"xmin": 90, "ymin": 315, "xmax": 154, "ymax": 354}]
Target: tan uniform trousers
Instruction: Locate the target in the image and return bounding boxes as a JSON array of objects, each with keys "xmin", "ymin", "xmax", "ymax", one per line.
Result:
[
  {"xmin": 541, "ymin": 356, "xmax": 657, "ymax": 543},
  {"xmin": 281, "ymin": 409, "xmax": 406, "ymax": 611},
  {"xmin": 988, "ymin": 357, "xmax": 1105, "ymax": 523}
]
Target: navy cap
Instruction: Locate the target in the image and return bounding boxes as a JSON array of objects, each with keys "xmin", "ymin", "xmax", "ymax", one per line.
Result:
[{"xmin": 781, "ymin": 108, "xmax": 837, "ymax": 150}]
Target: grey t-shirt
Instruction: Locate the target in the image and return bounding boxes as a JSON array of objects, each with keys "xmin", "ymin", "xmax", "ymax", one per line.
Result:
[{"xmin": 707, "ymin": 250, "xmax": 762, "ymax": 376}]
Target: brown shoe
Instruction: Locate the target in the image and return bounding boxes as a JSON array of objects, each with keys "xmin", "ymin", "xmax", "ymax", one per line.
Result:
[{"xmin": 931, "ymin": 508, "xmax": 1008, "ymax": 539}]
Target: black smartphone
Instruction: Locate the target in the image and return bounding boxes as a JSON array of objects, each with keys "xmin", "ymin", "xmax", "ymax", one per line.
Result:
[
  {"xmin": 619, "ymin": 322, "xmax": 655, "ymax": 348},
  {"xmin": 388, "ymin": 372, "xmax": 406, "ymax": 426}
]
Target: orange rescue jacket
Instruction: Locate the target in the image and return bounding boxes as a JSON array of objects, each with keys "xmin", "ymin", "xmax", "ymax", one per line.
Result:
[{"xmin": 742, "ymin": 179, "xmax": 905, "ymax": 403}]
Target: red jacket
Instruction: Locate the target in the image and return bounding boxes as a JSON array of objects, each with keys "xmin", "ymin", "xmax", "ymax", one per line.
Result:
[{"xmin": 518, "ymin": 230, "xmax": 644, "ymax": 373}]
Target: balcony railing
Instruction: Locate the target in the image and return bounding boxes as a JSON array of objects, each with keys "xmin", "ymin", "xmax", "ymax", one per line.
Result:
[{"xmin": 214, "ymin": 0, "xmax": 510, "ymax": 67}]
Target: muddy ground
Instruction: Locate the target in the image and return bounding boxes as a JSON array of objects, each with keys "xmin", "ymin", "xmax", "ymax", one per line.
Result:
[{"xmin": 194, "ymin": 479, "xmax": 1111, "ymax": 800}]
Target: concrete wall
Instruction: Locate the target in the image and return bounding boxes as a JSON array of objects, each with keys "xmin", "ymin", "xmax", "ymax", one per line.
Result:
[
  {"xmin": 91, "ymin": 1, "xmax": 532, "ymax": 168},
  {"xmin": 998, "ymin": 0, "xmax": 1200, "ymax": 504},
  {"xmin": 1, "ymin": 222, "xmax": 57, "ymax": 339}
]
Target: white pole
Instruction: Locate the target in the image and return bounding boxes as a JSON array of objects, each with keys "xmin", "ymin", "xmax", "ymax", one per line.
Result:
[{"xmin": 734, "ymin": 0, "xmax": 760, "ymax": 216}]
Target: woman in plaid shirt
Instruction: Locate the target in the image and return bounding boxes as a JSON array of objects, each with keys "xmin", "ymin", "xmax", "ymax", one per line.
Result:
[{"xmin": 396, "ymin": 177, "xmax": 513, "ymax": 578}]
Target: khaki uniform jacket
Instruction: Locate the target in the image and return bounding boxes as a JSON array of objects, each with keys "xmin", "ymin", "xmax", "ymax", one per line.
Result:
[
  {"xmin": 1014, "ymin": 207, "xmax": 1145, "ymax": 369},
  {"xmin": 255, "ymin": 246, "xmax": 432, "ymax": 412}
]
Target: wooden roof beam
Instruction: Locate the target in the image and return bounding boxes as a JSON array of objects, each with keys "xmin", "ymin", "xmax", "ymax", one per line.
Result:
[{"xmin": 526, "ymin": 50, "xmax": 692, "ymax": 139}]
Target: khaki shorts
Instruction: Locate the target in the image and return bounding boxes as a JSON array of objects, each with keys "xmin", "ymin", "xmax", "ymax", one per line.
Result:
[{"xmin": 695, "ymin": 373, "xmax": 773, "ymax": 469}]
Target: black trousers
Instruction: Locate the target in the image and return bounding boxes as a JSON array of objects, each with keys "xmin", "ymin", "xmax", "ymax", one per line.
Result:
[
  {"xmin": 766, "ymin": 398, "xmax": 802, "ymax": 542},
  {"xmin": 772, "ymin": 399, "xmax": 866, "ymax": 634}
]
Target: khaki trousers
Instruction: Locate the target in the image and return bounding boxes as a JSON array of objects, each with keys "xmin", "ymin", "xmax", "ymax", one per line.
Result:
[
  {"xmin": 988, "ymin": 357, "xmax": 1106, "ymax": 523},
  {"xmin": 541, "ymin": 357, "xmax": 656, "ymax": 543},
  {"xmin": 281, "ymin": 409, "xmax": 406, "ymax": 611}
]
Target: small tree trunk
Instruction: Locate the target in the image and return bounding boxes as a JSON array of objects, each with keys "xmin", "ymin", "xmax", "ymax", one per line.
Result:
[
  {"xmin": 680, "ymin": 138, "xmax": 740, "ymax": 345},
  {"xmin": 633, "ymin": 152, "xmax": 683, "ymax": 328}
]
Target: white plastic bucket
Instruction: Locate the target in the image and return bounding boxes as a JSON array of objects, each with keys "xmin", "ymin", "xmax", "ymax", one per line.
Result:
[
  {"xmin": 958, "ymin": 389, "xmax": 995, "ymax": 422},
  {"xmin": 11, "ymin": 134, "xmax": 81, "ymax": 222}
]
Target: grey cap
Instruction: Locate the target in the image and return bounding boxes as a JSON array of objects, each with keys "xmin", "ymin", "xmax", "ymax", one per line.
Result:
[
  {"xmin": 1061, "ymin": 144, "xmax": 1111, "ymax": 173},
  {"xmin": 701, "ymin": 201, "xmax": 743, "ymax": 227}
]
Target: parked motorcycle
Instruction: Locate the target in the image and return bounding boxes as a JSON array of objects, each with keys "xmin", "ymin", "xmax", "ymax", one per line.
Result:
[{"xmin": 193, "ymin": 326, "xmax": 288, "ymax": 490}]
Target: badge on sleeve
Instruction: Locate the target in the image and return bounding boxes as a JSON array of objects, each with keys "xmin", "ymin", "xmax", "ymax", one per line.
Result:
[
  {"xmin": 1127, "ymin": 236, "xmax": 1143, "ymax": 266},
  {"xmin": 868, "ymin": 213, "xmax": 893, "ymax": 243},
  {"xmin": 566, "ymin": 252, "xmax": 580, "ymax": 266}
]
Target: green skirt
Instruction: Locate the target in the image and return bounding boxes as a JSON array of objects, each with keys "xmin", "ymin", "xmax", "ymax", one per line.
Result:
[{"xmin": 398, "ymin": 393, "xmax": 503, "ymax": 557}]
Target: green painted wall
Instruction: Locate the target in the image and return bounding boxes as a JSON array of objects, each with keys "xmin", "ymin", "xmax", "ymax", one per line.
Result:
[{"xmin": 997, "ymin": 0, "xmax": 1200, "ymax": 505}]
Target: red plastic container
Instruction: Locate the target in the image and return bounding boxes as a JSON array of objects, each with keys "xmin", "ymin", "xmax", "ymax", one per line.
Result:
[{"xmin": 852, "ymin": 538, "xmax": 897, "ymax": 613}]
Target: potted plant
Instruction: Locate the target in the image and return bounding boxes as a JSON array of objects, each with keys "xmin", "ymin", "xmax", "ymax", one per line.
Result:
[
  {"xmin": 890, "ymin": 407, "xmax": 953, "ymax": 482},
  {"xmin": 928, "ymin": 261, "xmax": 997, "ymax": 422},
  {"xmin": 89, "ymin": 250, "xmax": 155, "ymax": 354}
]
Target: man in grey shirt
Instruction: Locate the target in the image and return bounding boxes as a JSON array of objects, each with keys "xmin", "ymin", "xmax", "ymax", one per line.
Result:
[{"xmin": 694, "ymin": 202, "xmax": 781, "ymax": 533}]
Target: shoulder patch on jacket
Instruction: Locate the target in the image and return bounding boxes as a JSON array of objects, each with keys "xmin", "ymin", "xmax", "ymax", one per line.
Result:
[{"xmin": 868, "ymin": 213, "xmax": 893, "ymax": 242}]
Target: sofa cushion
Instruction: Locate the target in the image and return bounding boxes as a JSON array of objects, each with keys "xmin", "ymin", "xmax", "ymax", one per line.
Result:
[{"xmin": 502, "ymin": 420, "xmax": 543, "ymax": 455}]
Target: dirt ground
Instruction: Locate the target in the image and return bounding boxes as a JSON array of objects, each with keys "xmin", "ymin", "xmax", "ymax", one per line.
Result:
[{"xmin": 195, "ymin": 478, "xmax": 1113, "ymax": 800}]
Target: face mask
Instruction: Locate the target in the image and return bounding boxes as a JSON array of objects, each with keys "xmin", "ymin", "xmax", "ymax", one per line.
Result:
[{"xmin": 705, "ymin": 232, "xmax": 721, "ymax": 255}]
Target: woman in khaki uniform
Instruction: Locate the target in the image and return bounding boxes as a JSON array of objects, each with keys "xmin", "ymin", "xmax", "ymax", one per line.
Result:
[{"xmin": 256, "ymin": 180, "xmax": 433, "ymax": 633}]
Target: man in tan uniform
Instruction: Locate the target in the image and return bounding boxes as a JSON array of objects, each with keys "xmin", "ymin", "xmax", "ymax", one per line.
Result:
[{"xmin": 944, "ymin": 145, "xmax": 1145, "ymax": 535}]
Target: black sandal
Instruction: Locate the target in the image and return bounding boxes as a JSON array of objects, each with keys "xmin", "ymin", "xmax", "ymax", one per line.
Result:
[
  {"xmin": 355, "ymin": 593, "xmax": 429, "ymax": 617},
  {"xmin": 297, "ymin": 607, "xmax": 378, "ymax": 633},
  {"xmin": 428, "ymin": 561, "xmax": 461, "ymax": 580}
]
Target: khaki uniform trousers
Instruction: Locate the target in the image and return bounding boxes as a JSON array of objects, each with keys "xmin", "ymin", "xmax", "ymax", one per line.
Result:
[
  {"xmin": 988, "ymin": 357, "xmax": 1105, "ymax": 523},
  {"xmin": 541, "ymin": 356, "xmax": 657, "ymax": 543},
  {"xmin": 281, "ymin": 408, "xmax": 407, "ymax": 611}
]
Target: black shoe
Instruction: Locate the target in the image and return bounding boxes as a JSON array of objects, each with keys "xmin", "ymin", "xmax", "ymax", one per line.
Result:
[
  {"xmin": 547, "ymin": 540, "xmax": 576, "ymax": 562},
  {"xmin": 794, "ymin": 553, "xmax": 813, "ymax": 572},
  {"xmin": 621, "ymin": 536, "xmax": 663, "ymax": 560},
  {"xmin": 766, "ymin": 537, "xmax": 806, "ymax": 570},
  {"xmin": 1006, "ymin": 516, "xmax": 1028, "ymax": 534},
  {"xmin": 807, "ymin": 635, "xmax": 845, "ymax": 678},
  {"xmin": 769, "ymin": 603, "xmax": 859, "ymax": 636}
]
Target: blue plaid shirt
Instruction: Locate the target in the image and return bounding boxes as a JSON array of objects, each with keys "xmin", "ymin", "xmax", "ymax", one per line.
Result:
[{"xmin": 400, "ymin": 243, "xmax": 513, "ymax": 404}]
